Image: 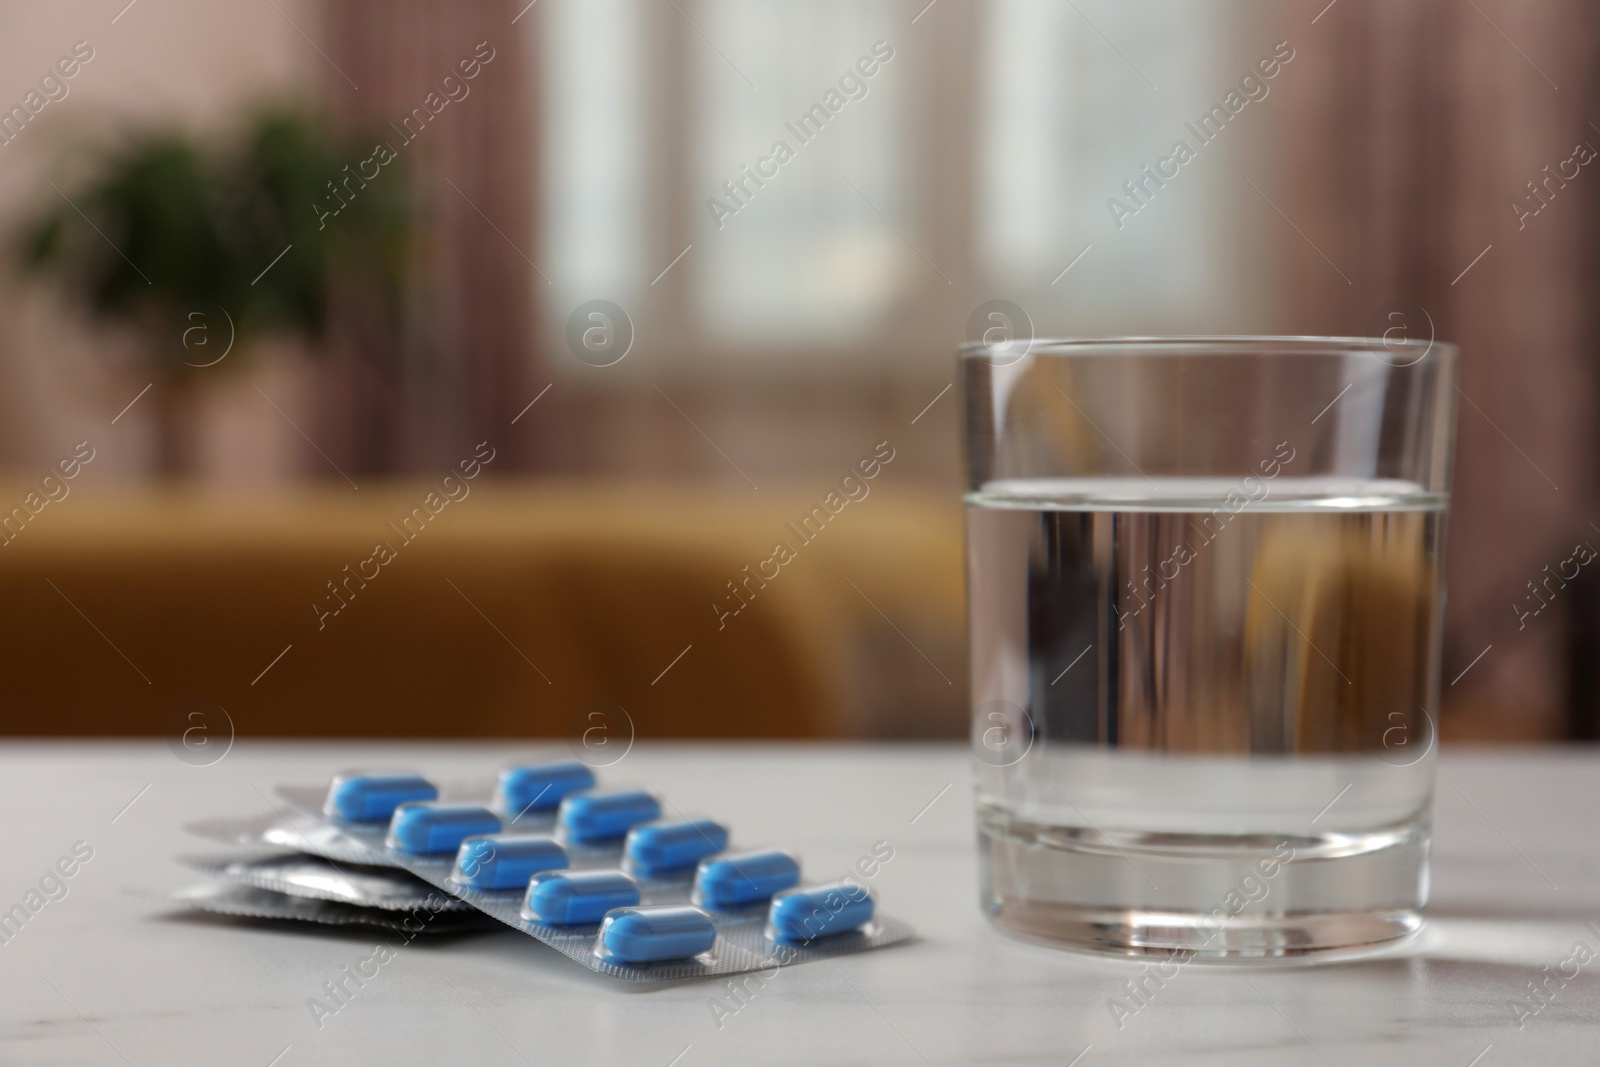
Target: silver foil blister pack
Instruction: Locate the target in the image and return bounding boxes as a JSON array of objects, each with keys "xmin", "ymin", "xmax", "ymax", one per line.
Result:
[
  {"xmin": 176, "ymin": 850, "xmax": 470, "ymax": 911},
  {"xmin": 146, "ymin": 882, "xmax": 497, "ymax": 935}
]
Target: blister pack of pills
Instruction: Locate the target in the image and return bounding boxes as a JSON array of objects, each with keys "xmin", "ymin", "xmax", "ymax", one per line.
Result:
[{"xmin": 264, "ymin": 762, "xmax": 913, "ymax": 982}]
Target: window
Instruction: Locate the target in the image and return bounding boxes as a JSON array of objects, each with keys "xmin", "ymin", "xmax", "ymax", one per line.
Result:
[
  {"xmin": 540, "ymin": 0, "xmax": 646, "ymax": 309},
  {"xmin": 535, "ymin": 0, "xmax": 1241, "ymax": 374},
  {"xmin": 692, "ymin": 0, "xmax": 910, "ymax": 341},
  {"xmin": 978, "ymin": 0, "xmax": 1229, "ymax": 310}
]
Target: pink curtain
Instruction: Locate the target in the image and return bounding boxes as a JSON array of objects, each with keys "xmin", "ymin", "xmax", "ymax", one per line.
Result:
[
  {"xmin": 1270, "ymin": 0, "xmax": 1600, "ymax": 738},
  {"xmin": 316, "ymin": 0, "xmax": 541, "ymax": 474}
]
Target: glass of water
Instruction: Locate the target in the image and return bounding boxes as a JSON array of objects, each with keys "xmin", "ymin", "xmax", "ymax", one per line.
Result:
[{"xmin": 962, "ymin": 336, "xmax": 1457, "ymax": 959}]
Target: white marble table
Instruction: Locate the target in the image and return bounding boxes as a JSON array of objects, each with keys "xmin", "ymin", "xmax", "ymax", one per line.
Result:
[{"xmin": 3, "ymin": 742, "xmax": 1597, "ymax": 1065}]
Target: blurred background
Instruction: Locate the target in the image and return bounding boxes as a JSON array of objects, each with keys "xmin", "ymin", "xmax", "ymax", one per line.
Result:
[{"xmin": 0, "ymin": 0, "xmax": 1594, "ymax": 745}]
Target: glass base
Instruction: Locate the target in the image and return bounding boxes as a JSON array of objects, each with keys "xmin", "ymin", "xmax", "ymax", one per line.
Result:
[
  {"xmin": 978, "ymin": 817, "xmax": 1428, "ymax": 961},
  {"xmin": 985, "ymin": 902, "xmax": 1422, "ymax": 961}
]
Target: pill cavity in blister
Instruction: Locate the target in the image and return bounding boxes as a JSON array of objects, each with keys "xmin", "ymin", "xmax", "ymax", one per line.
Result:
[
  {"xmin": 625, "ymin": 819, "xmax": 729, "ymax": 879},
  {"xmin": 558, "ymin": 790, "xmax": 661, "ymax": 846},
  {"xmin": 325, "ymin": 773, "xmax": 437, "ymax": 822},
  {"xmin": 387, "ymin": 802, "xmax": 501, "ymax": 855},
  {"xmin": 454, "ymin": 834, "xmax": 567, "ymax": 891},
  {"xmin": 694, "ymin": 849, "xmax": 801, "ymax": 910},
  {"xmin": 597, "ymin": 905, "xmax": 716, "ymax": 964},
  {"xmin": 768, "ymin": 881, "xmax": 876, "ymax": 943},
  {"xmin": 494, "ymin": 761, "xmax": 595, "ymax": 816},
  {"xmin": 524, "ymin": 869, "xmax": 641, "ymax": 925}
]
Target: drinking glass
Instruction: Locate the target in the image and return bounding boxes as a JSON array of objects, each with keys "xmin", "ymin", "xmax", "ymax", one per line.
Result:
[{"xmin": 962, "ymin": 336, "xmax": 1457, "ymax": 959}]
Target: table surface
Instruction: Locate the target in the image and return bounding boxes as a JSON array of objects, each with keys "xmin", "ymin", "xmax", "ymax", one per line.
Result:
[{"xmin": 3, "ymin": 742, "xmax": 1598, "ymax": 1066}]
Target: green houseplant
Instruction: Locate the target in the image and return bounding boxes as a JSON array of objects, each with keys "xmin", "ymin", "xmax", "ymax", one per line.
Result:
[{"xmin": 15, "ymin": 104, "xmax": 411, "ymax": 476}]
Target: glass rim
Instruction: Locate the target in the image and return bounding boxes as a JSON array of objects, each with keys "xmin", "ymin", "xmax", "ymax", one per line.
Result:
[{"xmin": 957, "ymin": 334, "xmax": 1457, "ymax": 359}]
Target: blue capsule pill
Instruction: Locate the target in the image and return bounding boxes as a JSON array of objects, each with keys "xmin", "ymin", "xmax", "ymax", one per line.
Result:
[
  {"xmin": 558, "ymin": 790, "xmax": 661, "ymax": 846},
  {"xmin": 386, "ymin": 802, "xmax": 501, "ymax": 854},
  {"xmin": 598, "ymin": 905, "xmax": 716, "ymax": 964},
  {"xmin": 626, "ymin": 819, "xmax": 729, "ymax": 878},
  {"xmin": 525, "ymin": 869, "xmax": 640, "ymax": 925},
  {"xmin": 768, "ymin": 881, "xmax": 875, "ymax": 943},
  {"xmin": 324, "ymin": 773, "xmax": 437, "ymax": 823},
  {"xmin": 495, "ymin": 761, "xmax": 595, "ymax": 816},
  {"xmin": 454, "ymin": 834, "xmax": 568, "ymax": 890},
  {"xmin": 695, "ymin": 850, "xmax": 801, "ymax": 909}
]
